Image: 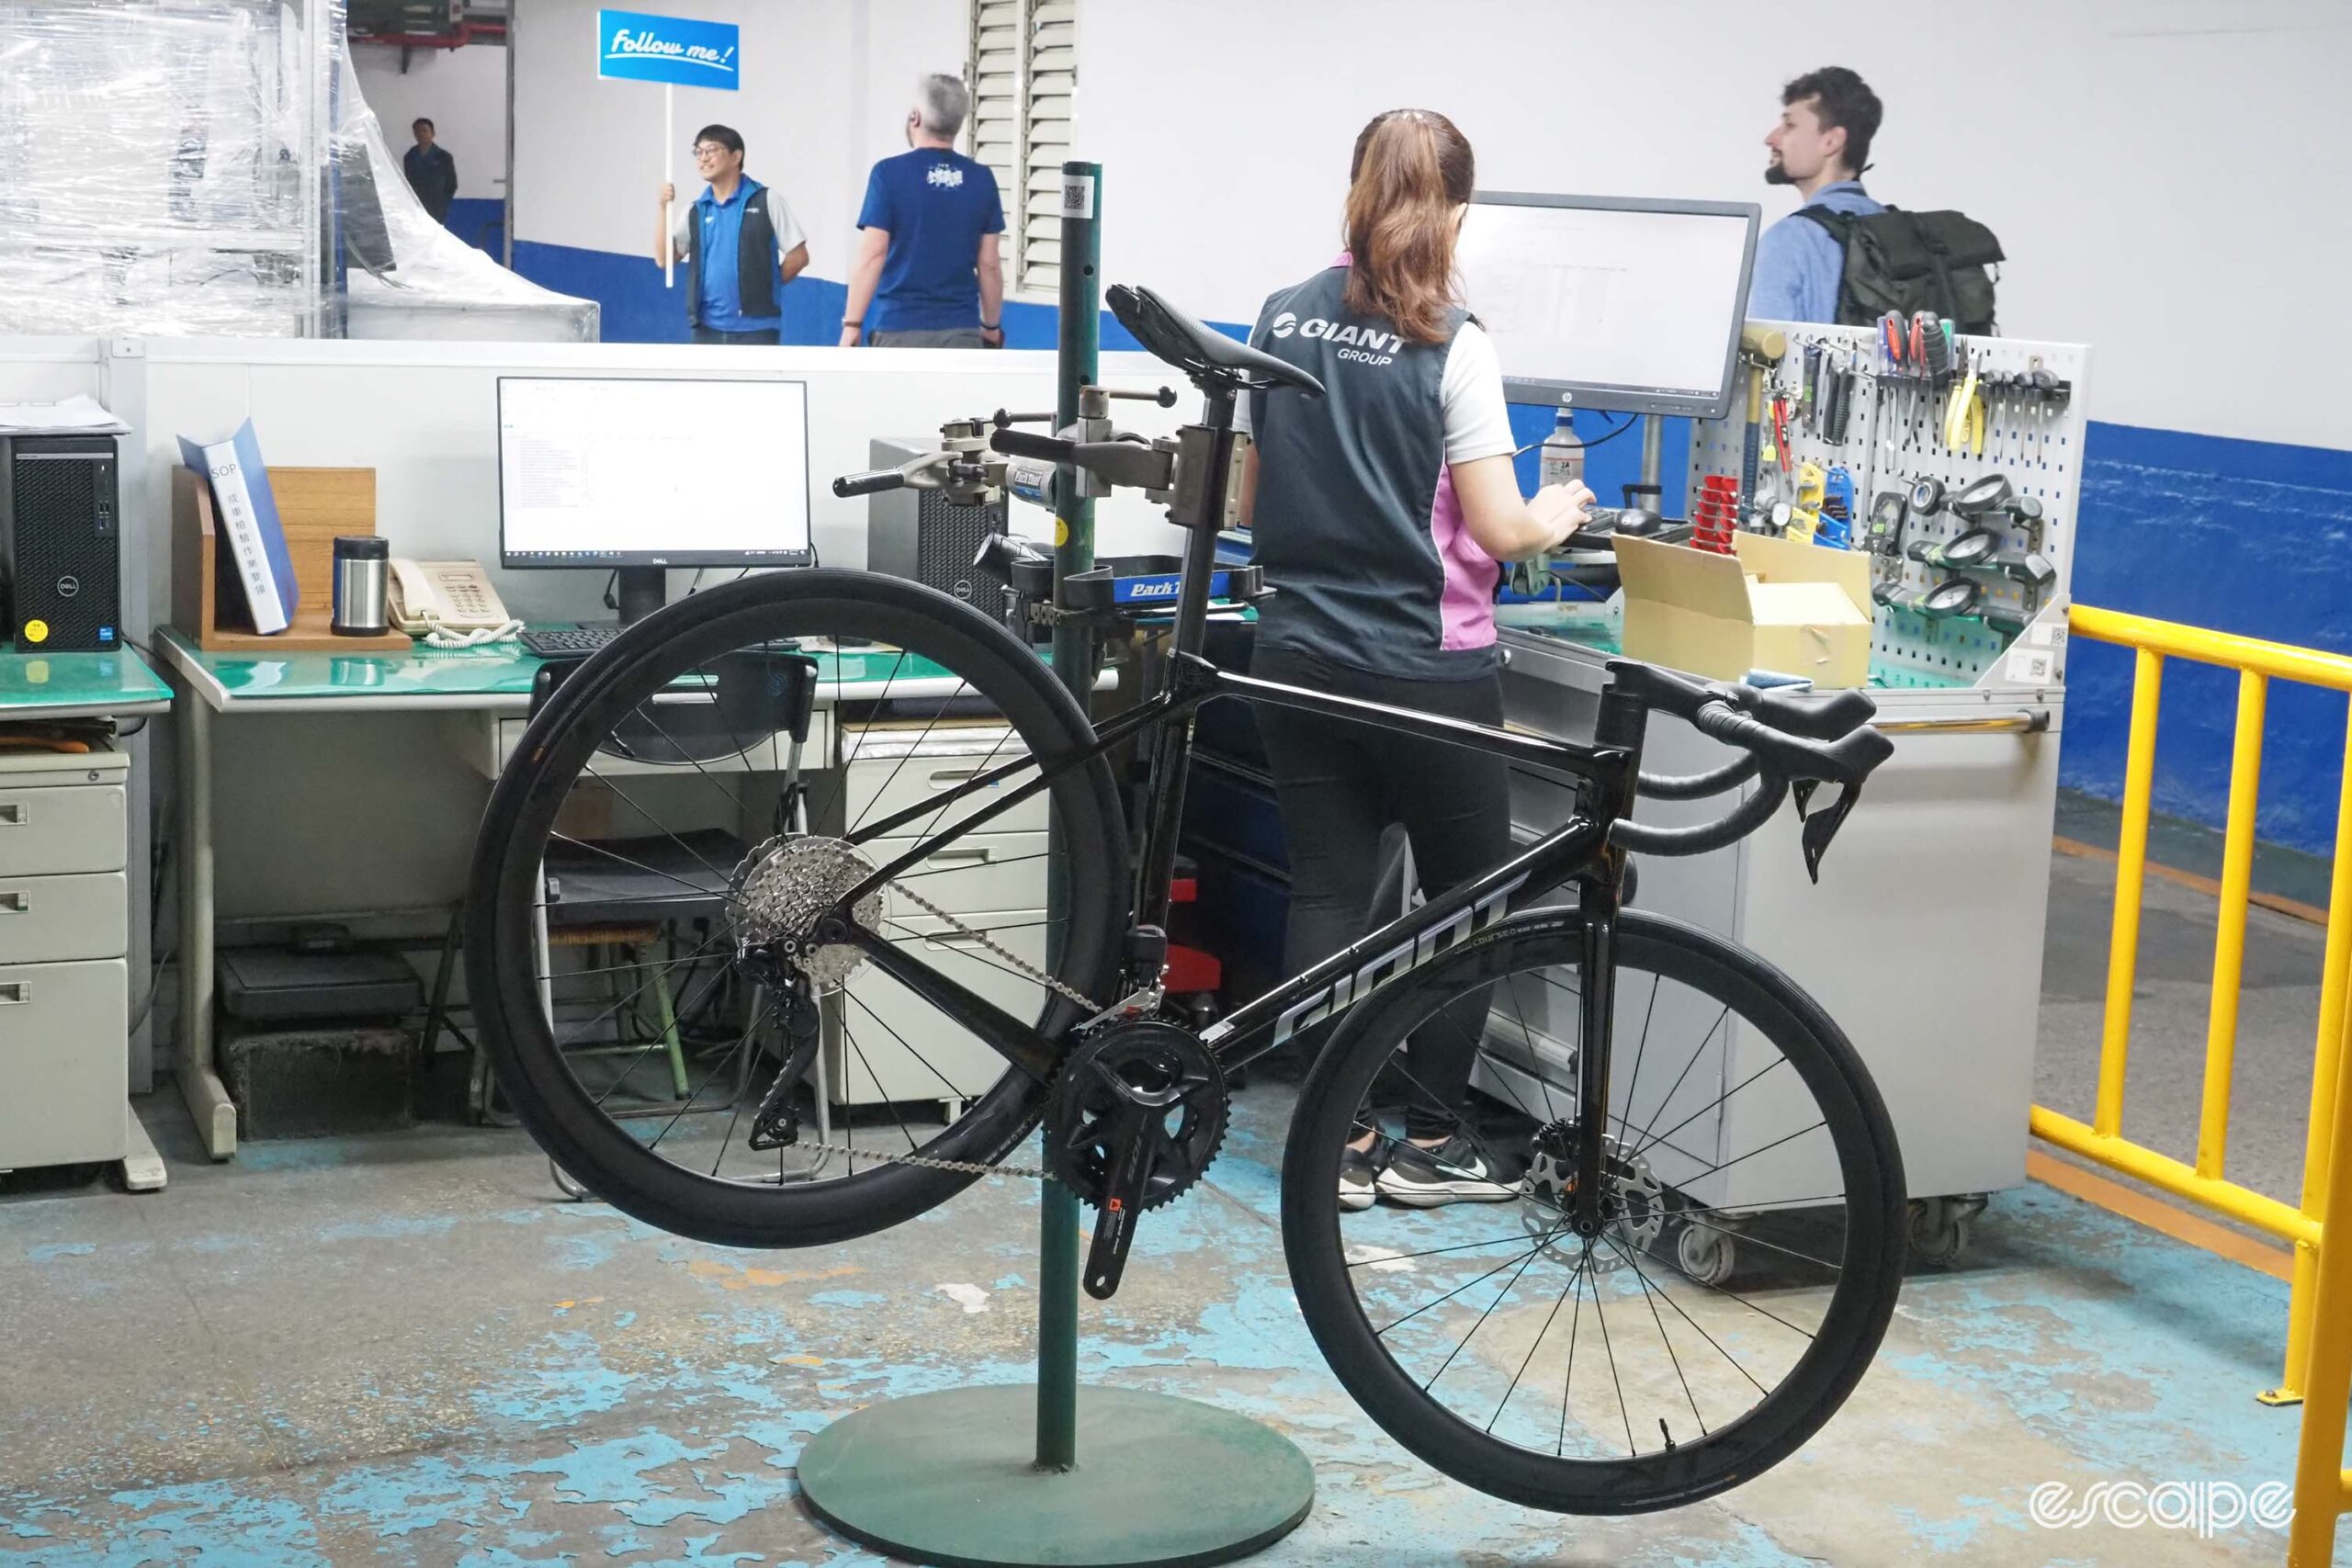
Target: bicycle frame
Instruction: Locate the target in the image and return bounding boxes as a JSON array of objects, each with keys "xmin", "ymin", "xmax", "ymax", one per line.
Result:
[{"xmin": 820, "ymin": 378, "xmax": 1659, "ymax": 1235}]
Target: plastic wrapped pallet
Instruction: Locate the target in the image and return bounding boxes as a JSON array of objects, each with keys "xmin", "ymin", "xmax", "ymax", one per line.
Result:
[
  {"xmin": 0, "ymin": 0, "xmax": 594, "ymax": 341},
  {"xmin": 0, "ymin": 0, "xmax": 326, "ymax": 336},
  {"xmin": 332, "ymin": 53, "xmax": 598, "ymax": 342}
]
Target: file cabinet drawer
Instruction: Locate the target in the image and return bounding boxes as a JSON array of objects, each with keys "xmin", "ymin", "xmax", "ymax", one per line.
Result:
[
  {"xmin": 0, "ymin": 784, "xmax": 125, "ymax": 877},
  {"xmin": 0, "ymin": 957, "xmax": 127, "ymax": 1169},
  {"xmin": 843, "ymin": 739, "xmax": 1047, "ymax": 840},
  {"xmin": 0, "ymin": 872, "xmax": 125, "ymax": 964},
  {"xmin": 887, "ymin": 832, "xmax": 1048, "ymax": 915},
  {"xmin": 826, "ymin": 912, "xmax": 1046, "ymax": 1107}
]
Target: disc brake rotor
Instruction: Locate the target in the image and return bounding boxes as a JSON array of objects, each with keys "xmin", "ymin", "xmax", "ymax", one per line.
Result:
[
  {"xmin": 727, "ymin": 835, "xmax": 888, "ymax": 991},
  {"xmin": 1521, "ymin": 1121, "xmax": 1667, "ymax": 1274}
]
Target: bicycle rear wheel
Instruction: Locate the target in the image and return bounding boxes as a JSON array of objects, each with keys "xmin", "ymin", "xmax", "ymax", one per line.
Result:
[
  {"xmin": 466, "ymin": 569, "xmax": 1127, "ymax": 1249},
  {"xmin": 1281, "ymin": 908, "xmax": 1905, "ymax": 1514}
]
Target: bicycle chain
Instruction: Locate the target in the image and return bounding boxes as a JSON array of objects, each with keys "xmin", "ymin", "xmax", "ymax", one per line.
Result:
[
  {"xmin": 789, "ymin": 1138, "xmax": 1050, "ymax": 1181},
  {"xmin": 885, "ymin": 875, "xmax": 1105, "ymax": 1015},
  {"xmin": 763, "ymin": 870, "xmax": 1097, "ymax": 1181}
]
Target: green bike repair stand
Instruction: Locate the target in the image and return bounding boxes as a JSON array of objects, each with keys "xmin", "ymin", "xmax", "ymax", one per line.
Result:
[{"xmin": 797, "ymin": 164, "xmax": 1315, "ymax": 1567}]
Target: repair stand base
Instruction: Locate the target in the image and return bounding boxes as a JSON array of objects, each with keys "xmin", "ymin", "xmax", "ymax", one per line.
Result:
[{"xmin": 797, "ymin": 1384, "xmax": 1313, "ymax": 1568}]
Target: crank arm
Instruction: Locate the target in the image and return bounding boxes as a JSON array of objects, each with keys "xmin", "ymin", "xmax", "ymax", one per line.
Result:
[{"xmin": 1082, "ymin": 1107, "xmax": 1160, "ymax": 1299}]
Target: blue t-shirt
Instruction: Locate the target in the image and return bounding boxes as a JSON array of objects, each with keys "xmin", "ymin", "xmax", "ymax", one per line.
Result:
[
  {"xmin": 1749, "ymin": 180, "xmax": 1883, "ymax": 324},
  {"xmin": 695, "ymin": 180, "xmax": 782, "ymax": 333},
  {"xmin": 857, "ymin": 149, "xmax": 1005, "ymax": 333}
]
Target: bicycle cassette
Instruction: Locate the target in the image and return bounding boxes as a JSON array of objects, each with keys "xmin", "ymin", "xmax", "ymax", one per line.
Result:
[
  {"xmin": 727, "ymin": 835, "xmax": 887, "ymax": 991},
  {"xmin": 1044, "ymin": 1021, "xmax": 1227, "ymax": 1214}
]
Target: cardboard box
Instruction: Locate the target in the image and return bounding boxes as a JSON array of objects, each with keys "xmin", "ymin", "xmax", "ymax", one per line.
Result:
[{"xmin": 1614, "ymin": 532, "xmax": 1872, "ymax": 688}]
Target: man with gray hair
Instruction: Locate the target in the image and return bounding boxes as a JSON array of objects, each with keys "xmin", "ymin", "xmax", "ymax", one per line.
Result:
[{"xmin": 839, "ymin": 73, "xmax": 1006, "ymax": 348}]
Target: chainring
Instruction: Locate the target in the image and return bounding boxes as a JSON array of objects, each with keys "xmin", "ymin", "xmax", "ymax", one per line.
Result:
[
  {"xmin": 1043, "ymin": 1020, "xmax": 1227, "ymax": 1212},
  {"xmin": 1521, "ymin": 1119, "xmax": 1667, "ymax": 1273},
  {"xmin": 726, "ymin": 835, "xmax": 888, "ymax": 991}
]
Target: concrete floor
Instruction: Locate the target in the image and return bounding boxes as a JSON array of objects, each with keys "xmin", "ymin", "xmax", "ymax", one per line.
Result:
[{"xmin": 0, "ymin": 813, "xmax": 2340, "ymax": 1567}]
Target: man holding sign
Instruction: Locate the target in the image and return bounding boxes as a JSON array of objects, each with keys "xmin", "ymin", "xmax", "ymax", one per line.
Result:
[
  {"xmin": 658, "ymin": 125, "xmax": 809, "ymax": 344},
  {"xmin": 839, "ymin": 75, "xmax": 1005, "ymax": 349}
]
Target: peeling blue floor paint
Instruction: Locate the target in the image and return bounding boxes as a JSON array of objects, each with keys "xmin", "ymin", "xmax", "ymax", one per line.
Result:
[{"xmin": 0, "ymin": 1089, "xmax": 2329, "ymax": 1566}]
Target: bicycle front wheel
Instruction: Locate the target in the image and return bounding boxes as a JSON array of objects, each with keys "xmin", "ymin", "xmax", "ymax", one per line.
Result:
[
  {"xmin": 1281, "ymin": 908, "xmax": 1905, "ymax": 1514},
  {"xmin": 466, "ymin": 569, "xmax": 1127, "ymax": 1250}
]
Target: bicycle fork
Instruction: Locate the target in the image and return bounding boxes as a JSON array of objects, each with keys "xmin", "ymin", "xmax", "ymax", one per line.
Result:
[{"xmin": 1570, "ymin": 688, "xmax": 1648, "ymax": 1237}]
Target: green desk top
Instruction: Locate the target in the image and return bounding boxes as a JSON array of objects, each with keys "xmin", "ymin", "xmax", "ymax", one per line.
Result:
[
  {"xmin": 0, "ymin": 645, "xmax": 172, "ymax": 716},
  {"xmin": 156, "ymin": 626, "xmax": 969, "ymax": 706}
]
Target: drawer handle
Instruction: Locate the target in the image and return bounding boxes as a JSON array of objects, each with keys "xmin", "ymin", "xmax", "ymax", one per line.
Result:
[
  {"xmin": 928, "ymin": 767, "xmax": 986, "ymax": 786},
  {"xmin": 0, "ymin": 803, "xmax": 24, "ymax": 826},
  {"xmin": 925, "ymin": 931, "xmax": 988, "ymax": 948},
  {"xmin": 0, "ymin": 891, "xmax": 28, "ymax": 914},
  {"xmin": 925, "ymin": 847, "xmax": 993, "ymax": 864},
  {"xmin": 0, "ymin": 982, "xmax": 27, "ymax": 1004}
]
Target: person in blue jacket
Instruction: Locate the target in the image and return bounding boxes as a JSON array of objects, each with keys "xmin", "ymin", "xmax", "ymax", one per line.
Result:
[{"xmin": 657, "ymin": 125, "xmax": 810, "ymax": 345}]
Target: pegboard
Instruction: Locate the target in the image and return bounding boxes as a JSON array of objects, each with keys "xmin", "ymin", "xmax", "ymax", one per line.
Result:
[{"xmin": 1687, "ymin": 321, "xmax": 2093, "ymax": 691}]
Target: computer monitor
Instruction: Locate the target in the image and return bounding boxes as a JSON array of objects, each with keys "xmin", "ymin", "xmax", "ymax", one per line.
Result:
[
  {"xmin": 1455, "ymin": 193, "xmax": 1761, "ymax": 420},
  {"xmin": 498, "ymin": 376, "xmax": 814, "ymax": 623}
]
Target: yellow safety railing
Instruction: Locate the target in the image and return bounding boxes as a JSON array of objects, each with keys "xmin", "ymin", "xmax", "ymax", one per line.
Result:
[{"xmin": 2030, "ymin": 604, "xmax": 2352, "ymax": 1567}]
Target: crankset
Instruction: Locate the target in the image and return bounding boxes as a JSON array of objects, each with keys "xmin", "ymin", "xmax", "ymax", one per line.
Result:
[{"xmin": 1044, "ymin": 1020, "xmax": 1228, "ymax": 1299}]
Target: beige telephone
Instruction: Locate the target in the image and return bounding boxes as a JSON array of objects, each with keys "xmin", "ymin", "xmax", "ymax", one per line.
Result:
[{"xmin": 388, "ymin": 559, "xmax": 522, "ymax": 647}]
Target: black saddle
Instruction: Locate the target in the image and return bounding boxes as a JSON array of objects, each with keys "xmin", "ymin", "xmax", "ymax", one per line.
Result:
[{"xmin": 1108, "ymin": 284, "xmax": 1323, "ymax": 399}]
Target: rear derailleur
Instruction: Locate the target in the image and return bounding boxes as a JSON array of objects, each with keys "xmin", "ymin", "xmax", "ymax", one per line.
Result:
[{"xmin": 1044, "ymin": 1017, "xmax": 1228, "ymax": 1299}]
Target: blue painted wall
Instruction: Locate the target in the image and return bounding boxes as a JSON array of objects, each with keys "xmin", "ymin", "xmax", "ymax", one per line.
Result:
[
  {"xmin": 2067, "ymin": 424, "xmax": 2352, "ymax": 856},
  {"xmin": 513, "ymin": 243, "xmax": 2352, "ymax": 853}
]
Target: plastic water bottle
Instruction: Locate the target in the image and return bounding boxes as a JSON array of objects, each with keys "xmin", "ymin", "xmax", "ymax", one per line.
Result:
[{"xmin": 1539, "ymin": 409, "xmax": 1582, "ymax": 491}]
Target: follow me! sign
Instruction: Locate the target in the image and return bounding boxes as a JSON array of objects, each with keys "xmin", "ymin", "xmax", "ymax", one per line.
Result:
[{"xmin": 598, "ymin": 9, "xmax": 739, "ymax": 89}]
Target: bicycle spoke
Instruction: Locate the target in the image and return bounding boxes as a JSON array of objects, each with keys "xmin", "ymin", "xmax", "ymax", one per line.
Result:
[
  {"xmin": 841, "ymin": 1013, "xmax": 926, "ymax": 1157},
  {"xmin": 849, "ymin": 675, "xmax": 972, "ymax": 836},
  {"xmin": 1603, "ymin": 1232, "xmax": 1769, "ymax": 1401},
  {"xmin": 1626, "ymin": 1055, "xmax": 1792, "ymax": 1167},
  {"xmin": 1613, "ymin": 1233, "xmax": 1818, "ymax": 1340},
  {"xmin": 1668, "ymin": 1117, "xmax": 1831, "ymax": 1192},
  {"xmin": 1487, "ymin": 1241, "xmax": 1586, "ymax": 1435},
  {"xmin": 1614, "ymin": 1003, "xmax": 1731, "ymax": 1158},
  {"xmin": 613, "ymin": 694, "xmax": 755, "ymax": 822},
  {"xmin": 577, "ymin": 763, "xmax": 734, "ymax": 885},
  {"xmin": 1603, "ymin": 1232, "xmax": 1710, "ymax": 1441},
  {"xmin": 707, "ymin": 998, "xmax": 778, "ymax": 1177},
  {"xmin": 1589, "ymin": 1239, "xmax": 1635, "ymax": 1456},
  {"xmin": 845, "ymin": 989, "xmax": 986, "ymax": 1109},
  {"xmin": 1348, "ymin": 1232, "xmax": 1560, "ymax": 1269},
  {"xmin": 1557, "ymin": 1247, "xmax": 1590, "ymax": 1456},
  {"xmin": 891, "ymin": 850, "xmax": 1052, "ymax": 882},
  {"xmin": 1675, "ymin": 1210, "xmax": 1842, "ymax": 1275},
  {"xmin": 548, "ymin": 832, "xmax": 729, "ymax": 903},
  {"xmin": 1374, "ymin": 1240, "xmax": 1553, "ymax": 1339},
  {"xmin": 1620, "ymin": 971, "xmax": 1662, "ymax": 1141},
  {"xmin": 1423, "ymin": 1235, "xmax": 1550, "ymax": 1393}
]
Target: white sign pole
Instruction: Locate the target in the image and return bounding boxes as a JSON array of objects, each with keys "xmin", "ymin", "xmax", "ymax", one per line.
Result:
[{"xmin": 662, "ymin": 82, "xmax": 675, "ymax": 288}]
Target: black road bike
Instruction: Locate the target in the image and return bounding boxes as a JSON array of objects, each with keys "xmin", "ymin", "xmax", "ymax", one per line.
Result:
[{"xmin": 465, "ymin": 285, "xmax": 1908, "ymax": 1515}]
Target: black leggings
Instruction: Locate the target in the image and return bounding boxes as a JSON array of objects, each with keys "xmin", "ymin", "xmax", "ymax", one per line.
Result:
[{"xmin": 1252, "ymin": 646, "xmax": 1511, "ymax": 1139}]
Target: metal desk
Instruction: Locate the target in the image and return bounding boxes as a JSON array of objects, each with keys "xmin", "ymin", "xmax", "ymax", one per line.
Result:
[
  {"xmin": 1495, "ymin": 615, "xmax": 2062, "ymax": 1210},
  {"xmin": 0, "ymin": 643, "xmax": 173, "ymax": 1190},
  {"xmin": 152, "ymin": 626, "xmax": 1060, "ymax": 1159}
]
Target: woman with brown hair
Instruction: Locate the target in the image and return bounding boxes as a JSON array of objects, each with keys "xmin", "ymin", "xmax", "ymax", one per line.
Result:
[{"xmin": 1237, "ymin": 108, "xmax": 1593, "ymax": 1211}]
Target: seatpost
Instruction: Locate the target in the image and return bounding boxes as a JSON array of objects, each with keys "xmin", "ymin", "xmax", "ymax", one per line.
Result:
[{"xmin": 1167, "ymin": 386, "xmax": 1237, "ymax": 660}]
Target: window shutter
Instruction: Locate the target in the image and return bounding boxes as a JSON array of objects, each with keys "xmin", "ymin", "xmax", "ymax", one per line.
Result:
[{"xmin": 967, "ymin": 0, "xmax": 1079, "ymax": 301}]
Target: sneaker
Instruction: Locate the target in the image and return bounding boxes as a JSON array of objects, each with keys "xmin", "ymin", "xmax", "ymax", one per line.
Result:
[
  {"xmin": 1340, "ymin": 1145, "xmax": 1378, "ymax": 1212},
  {"xmin": 1376, "ymin": 1135, "xmax": 1519, "ymax": 1207}
]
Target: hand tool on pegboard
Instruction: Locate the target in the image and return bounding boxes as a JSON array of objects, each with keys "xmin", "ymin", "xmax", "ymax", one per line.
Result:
[{"xmin": 1736, "ymin": 324, "xmax": 1787, "ymax": 505}]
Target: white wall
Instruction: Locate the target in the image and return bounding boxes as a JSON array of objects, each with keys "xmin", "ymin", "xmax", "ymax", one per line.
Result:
[
  {"xmin": 512, "ymin": 0, "xmax": 2351, "ymax": 451},
  {"xmin": 513, "ymin": 0, "xmax": 963, "ymax": 281},
  {"xmin": 1079, "ymin": 0, "xmax": 2351, "ymax": 452},
  {"xmin": 353, "ymin": 39, "xmax": 512, "ymax": 198}
]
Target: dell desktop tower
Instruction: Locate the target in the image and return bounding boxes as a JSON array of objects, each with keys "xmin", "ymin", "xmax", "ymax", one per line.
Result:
[{"xmin": 2, "ymin": 434, "xmax": 121, "ymax": 652}]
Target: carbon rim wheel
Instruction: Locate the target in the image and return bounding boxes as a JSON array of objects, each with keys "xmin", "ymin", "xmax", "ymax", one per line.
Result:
[
  {"xmin": 465, "ymin": 569, "xmax": 1126, "ymax": 1250},
  {"xmin": 1281, "ymin": 908, "xmax": 1905, "ymax": 1514}
]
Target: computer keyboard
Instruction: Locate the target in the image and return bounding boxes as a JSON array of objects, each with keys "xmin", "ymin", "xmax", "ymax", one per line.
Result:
[{"xmin": 519, "ymin": 625, "xmax": 622, "ymax": 659}]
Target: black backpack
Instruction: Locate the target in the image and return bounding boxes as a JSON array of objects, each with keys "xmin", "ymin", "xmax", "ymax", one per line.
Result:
[{"xmin": 1797, "ymin": 206, "xmax": 2005, "ymax": 334}]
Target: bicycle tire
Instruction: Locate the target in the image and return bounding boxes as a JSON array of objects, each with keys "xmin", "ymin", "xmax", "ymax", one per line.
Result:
[
  {"xmin": 466, "ymin": 569, "xmax": 1127, "ymax": 1249},
  {"xmin": 1281, "ymin": 907, "xmax": 1905, "ymax": 1514}
]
